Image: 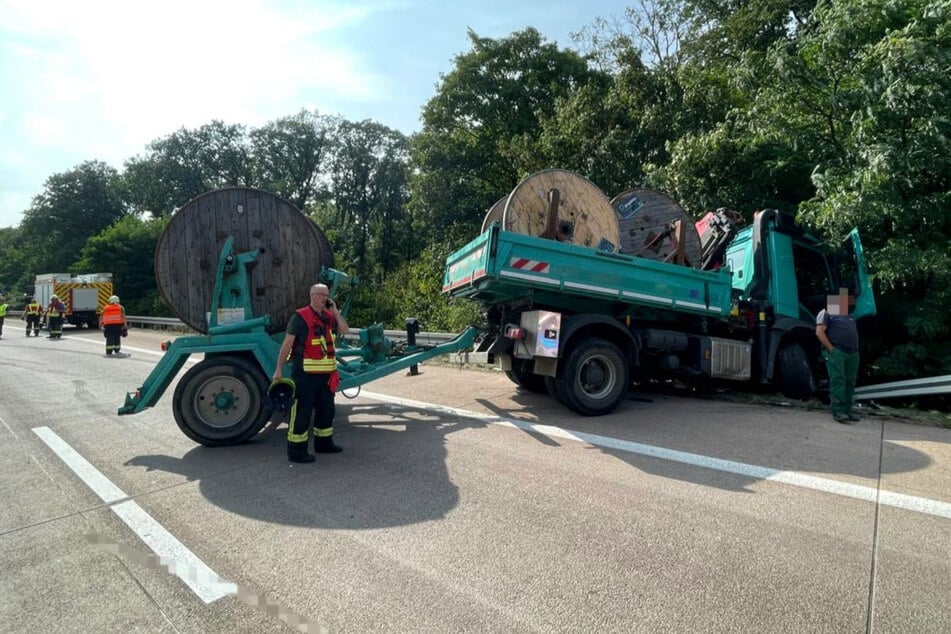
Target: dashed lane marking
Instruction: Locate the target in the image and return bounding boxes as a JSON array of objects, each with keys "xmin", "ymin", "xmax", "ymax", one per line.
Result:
[{"xmin": 32, "ymin": 426, "xmax": 234, "ymax": 603}]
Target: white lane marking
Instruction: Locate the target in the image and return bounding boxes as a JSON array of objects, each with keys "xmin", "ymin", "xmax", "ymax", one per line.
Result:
[
  {"xmin": 64, "ymin": 335, "xmax": 166, "ymax": 357},
  {"xmin": 31, "ymin": 426, "xmax": 234, "ymax": 603},
  {"xmin": 33, "ymin": 427, "xmax": 126, "ymax": 504},
  {"xmin": 0, "ymin": 414, "xmax": 18, "ymax": 438},
  {"xmin": 358, "ymin": 391, "xmax": 951, "ymax": 521}
]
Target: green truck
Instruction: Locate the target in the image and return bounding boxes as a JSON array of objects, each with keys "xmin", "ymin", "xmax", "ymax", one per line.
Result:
[{"xmin": 443, "ymin": 209, "xmax": 875, "ymax": 416}]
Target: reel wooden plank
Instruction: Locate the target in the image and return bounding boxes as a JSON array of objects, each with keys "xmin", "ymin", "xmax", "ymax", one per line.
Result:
[
  {"xmin": 154, "ymin": 187, "xmax": 334, "ymax": 334},
  {"xmin": 612, "ymin": 189, "xmax": 701, "ymax": 268},
  {"xmin": 502, "ymin": 169, "xmax": 620, "ymax": 251}
]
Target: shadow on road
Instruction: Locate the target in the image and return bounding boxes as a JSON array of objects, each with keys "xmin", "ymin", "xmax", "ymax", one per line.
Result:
[{"xmin": 124, "ymin": 402, "xmax": 487, "ymax": 529}]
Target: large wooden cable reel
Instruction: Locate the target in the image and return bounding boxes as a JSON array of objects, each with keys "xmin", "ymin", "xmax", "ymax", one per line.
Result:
[
  {"xmin": 154, "ymin": 187, "xmax": 335, "ymax": 334},
  {"xmin": 501, "ymin": 169, "xmax": 620, "ymax": 251},
  {"xmin": 480, "ymin": 196, "xmax": 507, "ymax": 233},
  {"xmin": 611, "ymin": 189, "xmax": 702, "ymax": 268}
]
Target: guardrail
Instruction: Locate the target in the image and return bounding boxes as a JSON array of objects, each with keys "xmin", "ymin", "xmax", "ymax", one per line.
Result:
[{"xmin": 4, "ymin": 309, "xmax": 457, "ymax": 344}]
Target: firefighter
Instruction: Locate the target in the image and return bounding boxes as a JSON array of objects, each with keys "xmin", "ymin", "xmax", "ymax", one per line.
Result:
[
  {"xmin": 0, "ymin": 294, "xmax": 7, "ymax": 338},
  {"xmin": 23, "ymin": 296, "xmax": 42, "ymax": 336},
  {"xmin": 46, "ymin": 294, "xmax": 67, "ymax": 339},
  {"xmin": 99, "ymin": 295, "xmax": 128, "ymax": 356},
  {"xmin": 272, "ymin": 283, "xmax": 350, "ymax": 463}
]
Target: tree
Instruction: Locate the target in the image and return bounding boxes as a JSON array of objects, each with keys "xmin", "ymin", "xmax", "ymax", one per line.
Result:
[
  {"xmin": 409, "ymin": 28, "xmax": 608, "ymax": 250},
  {"xmin": 124, "ymin": 121, "xmax": 252, "ymax": 216},
  {"xmin": 18, "ymin": 161, "xmax": 129, "ymax": 274},
  {"xmin": 72, "ymin": 215, "xmax": 169, "ymax": 315},
  {"xmin": 325, "ymin": 120, "xmax": 409, "ymax": 283},
  {"xmin": 250, "ymin": 110, "xmax": 338, "ymax": 210}
]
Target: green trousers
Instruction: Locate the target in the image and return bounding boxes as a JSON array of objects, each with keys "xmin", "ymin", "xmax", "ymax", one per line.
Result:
[{"xmin": 824, "ymin": 347, "xmax": 859, "ymax": 415}]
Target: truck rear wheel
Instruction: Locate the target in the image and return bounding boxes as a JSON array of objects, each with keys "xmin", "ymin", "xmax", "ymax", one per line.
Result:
[
  {"xmin": 505, "ymin": 360, "xmax": 548, "ymax": 394},
  {"xmin": 172, "ymin": 356, "xmax": 270, "ymax": 446},
  {"xmin": 777, "ymin": 342, "xmax": 816, "ymax": 400},
  {"xmin": 556, "ymin": 338, "xmax": 629, "ymax": 416}
]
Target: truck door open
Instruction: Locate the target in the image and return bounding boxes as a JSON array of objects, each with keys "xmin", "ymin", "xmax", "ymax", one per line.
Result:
[{"xmin": 838, "ymin": 229, "xmax": 876, "ymax": 319}]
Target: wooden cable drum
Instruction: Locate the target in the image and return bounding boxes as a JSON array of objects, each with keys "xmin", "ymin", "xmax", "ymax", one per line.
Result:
[
  {"xmin": 612, "ymin": 189, "xmax": 702, "ymax": 268},
  {"xmin": 154, "ymin": 187, "xmax": 335, "ymax": 334},
  {"xmin": 480, "ymin": 196, "xmax": 506, "ymax": 233},
  {"xmin": 502, "ymin": 169, "xmax": 620, "ymax": 251}
]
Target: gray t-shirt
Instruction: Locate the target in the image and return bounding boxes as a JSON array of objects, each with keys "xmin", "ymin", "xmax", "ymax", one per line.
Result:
[{"xmin": 816, "ymin": 309, "xmax": 859, "ymax": 353}]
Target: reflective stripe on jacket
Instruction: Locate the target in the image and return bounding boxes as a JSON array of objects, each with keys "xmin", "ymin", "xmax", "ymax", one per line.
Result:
[
  {"xmin": 26, "ymin": 302, "xmax": 41, "ymax": 315},
  {"xmin": 101, "ymin": 303, "xmax": 125, "ymax": 325},
  {"xmin": 47, "ymin": 302, "xmax": 65, "ymax": 317},
  {"xmin": 296, "ymin": 306, "xmax": 337, "ymax": 374}
]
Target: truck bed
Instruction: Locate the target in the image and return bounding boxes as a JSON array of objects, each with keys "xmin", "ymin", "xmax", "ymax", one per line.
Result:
[{"xmin": 443, "ymin": 225, "xmax": 735, "ymax": 318}]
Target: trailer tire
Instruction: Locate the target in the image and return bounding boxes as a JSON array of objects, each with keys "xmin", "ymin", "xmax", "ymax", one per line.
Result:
[
  {"xmin": 556, "ymin": 338, "xmax": 629, "ymax": 416},
  {"xmin": 778, "ymin": 342, "xmax": 815, "ymax": 400},
  {"xmin": 505, "ymin": 361, "xmax": 548, "ymax": 394},
  {"xmin": 172, "ymin": 356, "xmax": 270, "ymax": 446}
]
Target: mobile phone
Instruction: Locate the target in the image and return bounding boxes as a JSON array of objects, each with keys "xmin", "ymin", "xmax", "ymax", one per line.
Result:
[{"xmin": 326, "ymin": 299, "xmax": 334, "ymax": 308}]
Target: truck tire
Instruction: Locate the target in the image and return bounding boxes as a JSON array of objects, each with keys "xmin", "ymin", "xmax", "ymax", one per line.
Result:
[
  {"xmin": 545, "ymin": 376, "xmax": 570, "ymax": 405},
  {"xmin": 505, "ymin": 360, "xmax": 548, "ymax": 394},
  {"xmin": 172, "ymin": 356, "xmax": 270, "ymax": 446},
  {"xmin": 556, "ymin": 338, "xmax": 629, "ymax": 416},
  {"xmin": 777, "ymin": 342, "xmax": 816, "ymax": 400}
]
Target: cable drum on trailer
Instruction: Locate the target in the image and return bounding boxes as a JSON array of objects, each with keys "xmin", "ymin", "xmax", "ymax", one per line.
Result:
[
  {"xmin": 154, "ymin": 187, "xmax": 335, "ymax": 334},
  {"xmin": 611, "ymin": 188, "xmax": 702, "ymax": 268}
]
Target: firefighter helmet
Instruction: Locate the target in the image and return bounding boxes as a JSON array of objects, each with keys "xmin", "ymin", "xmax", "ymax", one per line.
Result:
[{"xmin": 267, "ymin": 378, "xmax": 296, "ymax": 412}]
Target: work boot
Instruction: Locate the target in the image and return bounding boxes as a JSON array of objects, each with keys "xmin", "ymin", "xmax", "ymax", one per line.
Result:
[
  {"xmin": 314, "ymin": 436, "xmax": 343, "ymax": 454},
  {"xmin": 287, "ymin": 442, "xmax": 316, "ymax": 464}
]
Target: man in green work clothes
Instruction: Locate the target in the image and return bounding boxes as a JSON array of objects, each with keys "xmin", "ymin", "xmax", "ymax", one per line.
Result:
[{"xmin": 816, "ymin": 288, "xmax": 860, "ymax": 424}]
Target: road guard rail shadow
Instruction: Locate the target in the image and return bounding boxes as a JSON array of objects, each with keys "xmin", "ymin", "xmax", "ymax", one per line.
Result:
[{"xmin": 123, "ymin": 402, "xmax": 488, "ymax": 529}]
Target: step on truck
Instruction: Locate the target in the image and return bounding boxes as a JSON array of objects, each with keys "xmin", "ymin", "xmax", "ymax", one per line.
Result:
[{"xmin": 443, "ymin": 204, "xmax": 875, "ymax": 416}]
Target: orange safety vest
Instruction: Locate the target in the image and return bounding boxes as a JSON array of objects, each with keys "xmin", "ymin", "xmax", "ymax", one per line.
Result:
[
  {"xmin": 296, "ymin": 307, "xmax": 337, "ymax": 374},
  {"xmin": 26, "ymin": 302, "xmax": 41, "ymax": 316},
  {"xmin": 101, "ymin": 303, "xmax": 125, "ymax": 325}
]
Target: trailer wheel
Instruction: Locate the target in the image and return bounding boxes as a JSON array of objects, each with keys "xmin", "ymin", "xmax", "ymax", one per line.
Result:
[
  {"xmin": 172, "ymin": 356, "xmax": 270, "ymax": 446},
  {"xmin": 557, "ymin": 338, "xmax": 629, "ymax": 416},
  {"xmin": 778, "ymin": 342, "xmax": 815, "ymax": 400},
  {"xmin": 505, "ymin": 360, "xmax": 548, "ymax": 394}
]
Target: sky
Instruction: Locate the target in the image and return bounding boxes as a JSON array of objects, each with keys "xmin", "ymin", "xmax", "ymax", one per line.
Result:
[{"xmin": 0, "ymin": 0, "xmax": 633, "ymax": 229}]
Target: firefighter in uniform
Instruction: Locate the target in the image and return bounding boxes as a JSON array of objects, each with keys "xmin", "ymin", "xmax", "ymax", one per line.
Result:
[
  {"xmin": 100, "ymin": 295, "xmax": 127, "ymax": 356},
  {"xmin": 0, "ymin": 295, "xmax": 7, "ymax": 338},
  {"xmin": 23, "ymin": 297, "xmax": 42, "ymax": 336},
  {"xmin": 272, "ymin": 283, "xmax": 350, "ymax": 463},
  {"xmin": 45, "ymin": 295, "xmax": 67, "ymax": 339}
]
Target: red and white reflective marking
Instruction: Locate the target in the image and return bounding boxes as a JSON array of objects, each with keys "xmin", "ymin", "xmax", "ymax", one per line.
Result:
[{"xmin": 508, "ymin": 257, "xmax": 550, "ymax": 274}]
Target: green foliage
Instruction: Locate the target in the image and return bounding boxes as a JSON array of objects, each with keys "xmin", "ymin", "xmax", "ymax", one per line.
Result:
[
  {"xmin": 409, "ymin": 28, "xmax": 606, "ymax": 251},
  {"xmin": 250, "ymin": 110, "xmax": 338, "ymax": 209},
  {"xmin": 72, "ymin": 215, "xmax": 169, "ymax": 316},
  {"xmin": 19, "ymin": 160, "xmax": 129, "ymax": 274}
]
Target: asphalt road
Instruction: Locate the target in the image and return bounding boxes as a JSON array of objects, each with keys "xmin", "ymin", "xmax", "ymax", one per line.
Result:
[{"xmin": 1, "ymin": 326, "xmax": 950, "ymax": 633}]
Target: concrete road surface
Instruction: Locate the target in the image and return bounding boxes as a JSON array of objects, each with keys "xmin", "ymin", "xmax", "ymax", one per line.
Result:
[{"xmin": 1, "ymin": 327, "xmax": 949, "ymax": 632}]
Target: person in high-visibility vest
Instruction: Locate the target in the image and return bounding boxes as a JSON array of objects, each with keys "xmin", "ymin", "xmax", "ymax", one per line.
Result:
[
  {"xmin": 0, "ymin": 295, "xmax": 8, "ymax": 338},
  {"xmin": 45, "ymin": 295, "xmax": 67, "ymax": 339},
  {"xmin": 272, "ymin": 283, "xmax": 350, "ymax": 463},
  {"xmin": 22, "ymin": 297, "xmax": 42, "ymax": 336},
  {"xmin": 99, "ymin": 295, "xmax": 128, "ymax": 356}
]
